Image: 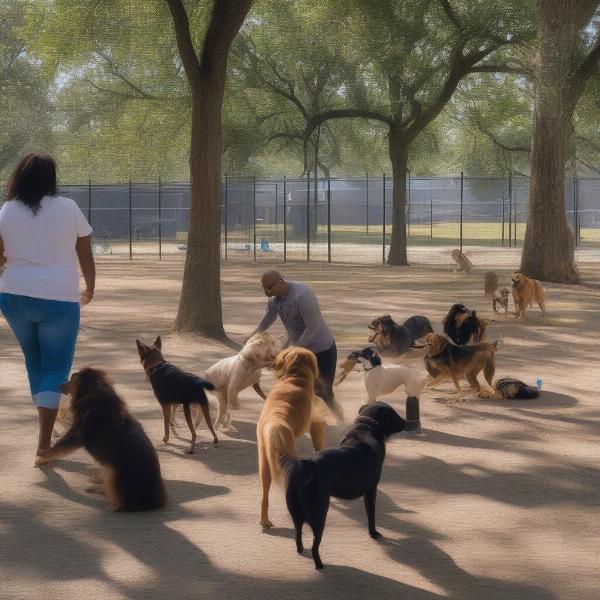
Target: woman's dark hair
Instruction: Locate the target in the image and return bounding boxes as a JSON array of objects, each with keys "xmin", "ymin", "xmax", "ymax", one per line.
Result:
[{"xmin": 5, "ymin": 153, "xmax": 58, "ymax": 214}]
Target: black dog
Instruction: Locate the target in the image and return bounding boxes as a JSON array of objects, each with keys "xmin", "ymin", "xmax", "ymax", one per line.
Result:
[
  {"xmin": 282, "ymin": 402, "xmax": 406, "ymax": 569},
  {"xmin": 443, "ymin": 303, "xmax": 486, "ymax": 346},
  {"xmin": 136, "ymin": 335, "xmax": 218, "ymax": 453},
  {"xmin": 368, "ymin": 314, "xmax": 433, "ymax": 358}
]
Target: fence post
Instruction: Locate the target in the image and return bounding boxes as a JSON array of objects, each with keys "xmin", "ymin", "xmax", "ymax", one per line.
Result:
[
  {"xmin": 253, "ymin": 175, "xmax": 257, "ymax": 261},
  {"xmin": 407, "ymin": 168, "xmax": 411, "ymax": 239},
  {"xmin": 224, "ymin": 175, "xmax": 228, "ymax": 261},
  {"xmin": 382, "ymin": 173, "xmax": 386, "ymax": 265},
  {"xmin": 158, "ymin": 178, "xmax": 162, "ymax": 260},
  {"xmin": 366, "ymin": 170, "xmax": 369, "ymax": 235},
  {"xmin": 513, "ymin": 175, "xmax": 518, "ymax": 247},
  {"xmin": 129, "ymin": 179, "xmax": 133, "ymax": 260},
  {"xmin": 275, "ymin": 183, "xmax": 278, "ymax": 248},
  {"xmin": 283, "ymin": 175, "xmax": 287, "ymax": 262},
  {"xmin": 430, "ymin": 194, "xmax": 433, "ymax": 239},
  {"xmin": 574, "ymin": 174, "xmax": 579, "ymax": 246},
  {"xmin": 460, "ymin": 171, "xmax": 464, "ymax": 253},
  {"xmin": 306, "ymin": 177, "xmax": 310, "ymax": 262},
  {"xmin": 327, "ymin": 175, "xmax": 331, "ymax": 263},
  {"xmin": 88, "ymin": 179, "xmax": 92, "ymax": 229},
  {"xmin": 508, "ymin": 170, "xmax": 513, "ymax": 248},
  {"xmin": 501, "ymin": 175, "xmax": 506, "ymax": 247}
]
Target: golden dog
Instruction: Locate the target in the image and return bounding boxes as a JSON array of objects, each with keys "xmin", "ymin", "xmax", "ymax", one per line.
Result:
[
  {"xmin": 511, "ymin": 272, "xmax": 545, "ymax": 319},
  {"xmin": 256, "ymin": 347, "xmax": 333, "ymax": 528}
]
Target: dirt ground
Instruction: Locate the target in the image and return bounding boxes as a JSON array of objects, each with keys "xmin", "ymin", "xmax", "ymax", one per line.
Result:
[{"xmin": 1, "ymin": 258, "xmax": 599, "ymax": 600}]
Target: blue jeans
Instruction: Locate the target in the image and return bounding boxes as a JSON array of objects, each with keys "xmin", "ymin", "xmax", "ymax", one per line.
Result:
[{"xmin": 0, "ymin": 293, "xmax": 80, "ymax": 409}]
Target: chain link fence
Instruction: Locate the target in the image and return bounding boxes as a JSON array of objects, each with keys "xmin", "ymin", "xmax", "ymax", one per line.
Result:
[{"xmin": 1, "ymin": 175, "xmax": 599, "ymax": 265}]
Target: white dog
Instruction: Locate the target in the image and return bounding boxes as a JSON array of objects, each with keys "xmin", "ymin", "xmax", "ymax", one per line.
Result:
[
  {"xmin": 172, "ymin": 332, "xmax": 280, "ymax": 432},
  {"xmin": 335, "ymin": 347, "xmax": 427, "ymax": 402}
]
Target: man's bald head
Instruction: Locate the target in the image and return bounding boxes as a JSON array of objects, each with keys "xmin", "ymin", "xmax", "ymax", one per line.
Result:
[{"xmin": 260, "ymin": 270, "xmax": 287, "ymax": 297}]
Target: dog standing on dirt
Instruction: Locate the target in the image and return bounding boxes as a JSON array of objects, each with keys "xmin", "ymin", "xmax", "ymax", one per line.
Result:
[
  {"xmin": 443, "ymin": 303, "xmax": 486, "ymax": 346},
  {"xmin": 256, "ymin": 347, "xmax": 335, "ymax": 528},
  {"xmin": 282, "ymin": 402, "xmax": 406, "ymax": 569},
  {"xmin": 417, "ymin": 333, "xmax": 499, "ymax": 397},
  {"xmin": 451, "ymin": 249, "xmax": 473, "ymax": 274},
  {"xmin": 136, "ymin": 336, "xmax": 218, "ymax": 454},
  {"xmin": 493, "ymin": 288, "xmax": 510, "ymax": 315},
  {"xmin": 368, "ymin": 315, "xmax": 433, "ymax": 360},
  {"xmin": 511, "ymin": 272, "xmax": 546, "ymax": 319},
  {"xmin": 335, "ymin": 347, "xmax": 427, "ymax": 402},
  {"xmin": 35, "ymin": 368, "xmax": 167, "ymax": 511}
]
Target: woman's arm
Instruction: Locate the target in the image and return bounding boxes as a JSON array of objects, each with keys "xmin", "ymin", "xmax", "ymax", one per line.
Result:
[{"xmin": 75, "ymin": 235, "xmax": 95, "ymax": 304}]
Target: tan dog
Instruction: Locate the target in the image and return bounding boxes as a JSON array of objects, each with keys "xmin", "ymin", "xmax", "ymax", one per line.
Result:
[
  {"xmin": 256, "ymin": 347, "xmax": 334, "ymax": 528},
  {"xmin": 451, "ymin": 249, "xmax": 473, "ymax": 274},
  {"xmin": 511, "ymin": 272, "xmax": 545, "ymax": 319}
]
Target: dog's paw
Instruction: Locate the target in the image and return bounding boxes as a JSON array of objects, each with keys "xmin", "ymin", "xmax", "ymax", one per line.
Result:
[
  {"xmin": 260, "ymin": 518, "xmax": 274, "ymax": 529},
  {"xmin": 369, "ymin": 530, "xmax": 382, "ymax": 540}
]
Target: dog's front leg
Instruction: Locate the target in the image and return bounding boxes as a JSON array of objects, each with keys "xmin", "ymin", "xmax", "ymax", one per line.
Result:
[
  {"xmin": 161, "ymin": 403, "xmax": 171, "ymax": 445},
  {"xmin": 35, "ymin": 428, "xmax": 82, "ymax": 466},
  {"xmin": 364, "ymin": 488, "xmax": 381, "ymax": 539},
  {"xmin": 309, "ymin": 422, "xmax": 325, "ymax": 452}
]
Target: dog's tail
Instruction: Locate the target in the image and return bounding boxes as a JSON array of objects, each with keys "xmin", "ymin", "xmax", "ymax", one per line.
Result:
[
  {"xmin": 264, "ymin": 423, "xmax": 298, "ymax": 482},
  {"xmin": 200, "ymin": 378, "xmax": 215, "ymax": 391},
  {"xmin": 281, "ymin": 455, "xmax": 315, "ymax": 487}
]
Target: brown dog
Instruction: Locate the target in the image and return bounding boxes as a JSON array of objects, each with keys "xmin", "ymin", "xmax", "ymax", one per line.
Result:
[
  {"xmin": 35, "ymin": 368, "xmax": 167, "ymax": 511},
  {"xmin": 511, "ymin": 272, "xmax": 545, "ymax": 319},
  {"xmin": 256, "ymin": 347, "xmax": 334, "ymax": 528},
  {"xmin": 416, "ymin": 333, "xmax": 499, "ymax": 397}
]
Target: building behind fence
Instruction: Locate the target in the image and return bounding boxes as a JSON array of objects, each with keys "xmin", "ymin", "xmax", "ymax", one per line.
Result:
[{"xmin": 1, "ymin": 175, "xmax": 599, "ymax": 265}]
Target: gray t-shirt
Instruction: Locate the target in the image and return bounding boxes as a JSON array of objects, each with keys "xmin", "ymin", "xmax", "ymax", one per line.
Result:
[{"xmin": 256, "ymin": 281, "xmax": 335, "ymax": 353}]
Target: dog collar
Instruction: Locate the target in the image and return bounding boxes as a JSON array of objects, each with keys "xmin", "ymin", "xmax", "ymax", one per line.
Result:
[
  {"xmin": 355, "ymin": 415, "xmax": 379, "ymax": 427},
  {"xmin": 145, "ymin": 361, "xmax": 167, "ymax": 377}
]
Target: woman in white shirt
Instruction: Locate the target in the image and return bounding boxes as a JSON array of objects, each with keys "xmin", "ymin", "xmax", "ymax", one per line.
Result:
[{"xmin": 0, "ymin": 154, "xmax": 95, "ymax": 462}]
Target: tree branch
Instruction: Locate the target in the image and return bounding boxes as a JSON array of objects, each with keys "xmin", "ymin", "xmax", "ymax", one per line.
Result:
[
  {"xmin": 572, "ymin": 35, "xmax": 600, "ymax": 102},
  {"xmin": 439, "ymin": 0, "xmax": 463, "ymax": 30}
]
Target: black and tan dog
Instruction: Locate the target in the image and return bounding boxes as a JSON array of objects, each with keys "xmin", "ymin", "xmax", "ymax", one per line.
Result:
[
  {"xmin": 493, "ymin": 378, "xmax": 539, "ymax": 400},
  {"xmin": 443, "ymin": 303, "xmax": 486, "ymax": 346},
  {"xmin": 35, "ymin": 368, "xmax": 167, "ymax": 511},
  {"xmin": 282, "ymin": 402, "xmax": 406, "ymax": 569},
  {"xmin": 368, "ymin": 315, "xmax": 433, "ymax": 359},
  {"xmin": 136, "ymin": 335, "xmax": 218, "ymax": 453},
  {"xmin": 416, "ymin": 333, "xmax": 499, "ymax": 397}
]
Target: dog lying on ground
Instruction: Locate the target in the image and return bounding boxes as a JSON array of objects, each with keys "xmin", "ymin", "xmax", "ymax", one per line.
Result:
[
  {"xmin": 451, "ymin": 249, "xmax": 473, "ymax": 274},
  {"xmin": 35, "ymin": 368, "xmax": 167, "ymax": 511},
  {"xmin": 512, "ymin": 272, "xmax": 545, "ymax": 319},
  {"xmin": 443, "ymin": 303, "xmax": 486, "ymax": 346},
  {"xmin": 493, "ymin": 378, "xmax": 540, "ymax": 400},
  {"xmin": 493, "ymin": 288, "xmax": 510, "ymax": 315},
  {"xmin": 171, "ymin": 332, "xmax": 279, "ymax": 433},
  {"xmin": 368, "ymin": 315, "xmax": 433, "ymax": 360},
  {"xmin": 136, "ymin": 336, "xmax": 218, "ymax": 454},
  {"xmin": 416, "ymin": 333, "xmax": 499, "ymax": 397},
  {"xmin": 335, "ymin": 347, "xmax": 427, "ymax": 402},
  {"xmin": 256, "ymin": 347, "xmax": 335, "ymax": 528},
  {"xmin": 282, "ymin": 402, "xmax": 406, "ymax": 569}
]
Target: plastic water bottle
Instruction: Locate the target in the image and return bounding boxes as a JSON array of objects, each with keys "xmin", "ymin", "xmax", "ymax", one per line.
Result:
[{"xmin": 536, "ymin": 378, "xmax": 543, "ymax": 390}]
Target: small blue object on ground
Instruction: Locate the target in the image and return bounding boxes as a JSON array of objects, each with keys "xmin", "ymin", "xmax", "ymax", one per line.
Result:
[{"xmin": 536, "ymin": 378, "xmax": 543, "ymax": 390}]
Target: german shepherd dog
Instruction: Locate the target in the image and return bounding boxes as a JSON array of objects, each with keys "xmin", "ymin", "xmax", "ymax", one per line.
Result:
[
  {"xmin": 443, "ymin": 303, "xmax": 486, "ymax": 346},
  {"xmin": 282, "ymin": 402, "xmax": 406, "ymax": 569},
  {"xmin": 493, "ymin": 378, "xmax": 539, "ymax": 400},
  {"xmin": 416, "ymin": 333, "xmax": 499, "ymax": 397},
  {"xmin": 368, "ymin": 315, "xmax": 433, "ymax": 359},
  {"xmin": 35, "ymin": 368, "xmax": 167, "ymax": 511},
  {"xmin": 136, "ymin": 336, "xmax": 218, "ymax": 454}
]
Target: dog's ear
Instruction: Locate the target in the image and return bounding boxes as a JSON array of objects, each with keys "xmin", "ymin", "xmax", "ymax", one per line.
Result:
[
  {"xmin": 136, "ymin": 339, "xmax": 147, "ymax": 356},
  {"xmin": 153, "ymin": 335, "xmax": 162, "ymax": 349}
]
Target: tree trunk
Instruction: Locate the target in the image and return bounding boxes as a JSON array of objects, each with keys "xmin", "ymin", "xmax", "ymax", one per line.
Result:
[
  {"xmin": 520, "ymin": 2, "xmax": 581, "ymax": 283},
  {"xmin": 386, "ymin": 127, "xmax": 409, "ymax": 265},
  {"xmin": 175, "ymin": 83, "xmax": 228, "ymax": 337}
]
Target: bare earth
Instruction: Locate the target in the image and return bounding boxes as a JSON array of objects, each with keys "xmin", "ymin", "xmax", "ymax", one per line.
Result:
[{"xmin": 1, "ymin": 258, "xmax": 599, "ymax": 600}]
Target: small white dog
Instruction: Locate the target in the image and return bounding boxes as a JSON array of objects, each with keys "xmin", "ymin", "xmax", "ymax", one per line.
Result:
[
  {"xmin": 172, "ymin": 332, "xmax": 280, "ymax": 432},
  {"xmin": 335, "ymin": 347, "xmax": 427, "ymax": 402}
]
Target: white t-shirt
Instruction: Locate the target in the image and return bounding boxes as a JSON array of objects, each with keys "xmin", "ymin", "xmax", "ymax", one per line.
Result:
[{"xmin": 0, "ymin": 195, "xmax": 93, "ymax": 302}]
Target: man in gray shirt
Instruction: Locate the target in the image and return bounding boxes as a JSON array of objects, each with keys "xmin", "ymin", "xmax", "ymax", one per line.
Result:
[{"xmin": 250, "ymin": 270, "xmax": 339, "ymax": 415}]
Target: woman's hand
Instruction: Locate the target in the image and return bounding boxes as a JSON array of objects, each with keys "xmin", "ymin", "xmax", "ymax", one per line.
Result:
[{"xmin": 79, "ymin": 288, "xmax": 94, "ymax": 305}]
